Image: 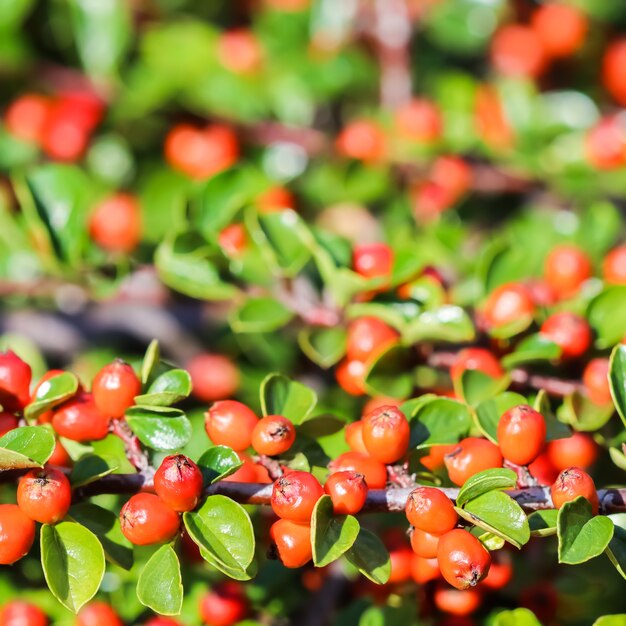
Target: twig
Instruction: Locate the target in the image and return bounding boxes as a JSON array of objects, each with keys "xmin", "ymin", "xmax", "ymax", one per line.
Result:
[{"xmin": 110, "ymin": 419, "xmax": 151, "ymax": 475}]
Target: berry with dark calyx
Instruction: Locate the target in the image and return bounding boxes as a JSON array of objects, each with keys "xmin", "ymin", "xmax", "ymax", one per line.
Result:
[
  {"xmin": 251, "ymin": 415, "xmax": 296, "ymax": 456},
  {"xmin": 89, "ymin": 194, "xmax": 142, "ymax": 254},
  {"xmin": 482, "ymin": 283, "xmax": 535, "ymax": 329},
  {"xmin": 154, "ymin": 454, "xmax": 203, "ymax": 512},
  {"xmin": 437, "ymin": 528, "xmax": 491, "ymax": 590},
  {"xmin": 405, "ymin": 486, "xmax": 458, "ymax": 535},
  {"xmin": 497, "ymin": 404, "xmax": 546, "ymax": 466},
  {"xmin": 346, "ymin": 316, "xmax": 399, "ymax": 362},
  {"xmin": 550, "ymin": 466, "xmax": 599, "ymax": 514},
  {"xmin": 544, "ymin": 244, "xmax": 592, "ymax": 299},
  {"xmin": 450, "ymin": 348, "xmax": 503, "ymax": 382},
  {"xmin": 120, "ymin": 493, "xmax": 180, "ymax": 545},
  {"xmin": 269, "ymin": 519, "xmax": 312, "ymax": 568},
  {"xmin": 361, "ymin": 405, "xmax": 410, "ymax": 464},
  {"xmin": 76, "ymin": 602, "xmax": 123, "ymax": 626},
  {"xmin": 205, "ymin": 400, "xmax": 259, "ymax": 451},
  {"xmin": 603, "ymin": 245, "xmax": 626, "ymax": 284},
  {"xmin": 329, "ymin": 451, "xmax": 387, "ymax": 489},
  {"xmin": 540, "ymin": 312, "xmax": 592, "ymax": 359},
  {"xmin": 0, "ymin": 350, "xmax": 32, "ymax": 413},
  {"xmin": 17, "ymin": 468, "xmax": 72, "ymax": 524},
  {"xmin": 199, "ymin": 582, "xmax": 248, "ymax": 626},
  {"xmin": 444, "ymin": 438, "xmax": 503, "ymax": 486},
  {"xmin": 410, "ymin": 527, "xmax": 441, "ymax": 559},
  {"xmin": 324, "ymin": 471, "xmax": 368, "ymax": 515},
  {"xmin": 0, "ymin": 504, "xmax": 36, "ymax": 564},
  {"xmin": 92, "ymin": 359, "xmax": 141, "ymax": 419},
  {"xmin": 271, "ymin": 471, "xmax": 324, "ymax": 522},
  {"xmin": 0, "ymin": 601, "xmax": 48, "ymax": 626},
  {"xmin": 583, "ymin": 358, "xmax": 612, "ymax": 405},
  {"xmin": 547, "ymin": 432, "xmax": 598, "ymax": 471},
  {"xmin": 51, "ymin": 393, "xmax": 110, "ymax": 442}
]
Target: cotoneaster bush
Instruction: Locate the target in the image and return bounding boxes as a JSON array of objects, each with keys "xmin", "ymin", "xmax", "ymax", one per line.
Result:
[{"xmin": 1, "ymin": 0, "xmax": 626, "ymax": 625}]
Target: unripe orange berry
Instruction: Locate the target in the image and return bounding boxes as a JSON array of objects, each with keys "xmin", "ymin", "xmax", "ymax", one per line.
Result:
[
  {"xmin": 0, "ymin": 351, "xmax": 32, "ymax": 413},
  {"xmin": 76, "ymin": 603, "xmax": 123, "ymax": 626},
  {"xmin": 437, "ymin": 529, "xmax": 491, "ymax": 590},
  {"xmin": 271, "ymin": 471, "xmax": 324, "ymax": 522},
  {"xmin": 530, "ymin": 3, "xmax": 587, "ymax": 59},
  {"xmin": 89, "ymin": 194, "xmax": 142, "ymax": 254},
  {"xmin": 0, "ymin": 504, "xmax": 36, "ymax": 564},
  {"xmin": 583, "ymin": 358, "xmax": 612, "ymax": 405},
  {"xmin": 17, "ymin": 468, "xmax": 72, "ymax": 524},
  {"xmin": 450, "ymin": 348, "xmax": 503, "ymax": 382},
  {"xmin": 540, "ymin": 312, "xmax": 592, "ymax": 359},
  {"xmin": 550, "ymin": 466, "xmax": 598, "ymax": 514},
  {"xmin": 324, "ymin": 471, "xmax": 368, "ymax": 515},
  {"xmin": 482, "ymin": 283, "xmax": 535, "ymax": 329},
  {"xmin": 346, "ymin": 317, "xmax": 399, "ymax": 362},
  {"xmin": 199, "ymin": 582, "xmax": 248, "ymax": 626},
  {"xmin": 547, "ymin": 432, "xmax": 598, "ymax": 471},
  {"xmin": 406, "ymin": 486, "xmax": 458, "ymax": 535},
  {"xmin": 603, "ymin": 245, "xmax": 626, "ymax": 284},
  {"xmin": 120, "ymin": 493, "xmax": 180, "ymax": 545},
  {"xmin": 52, "ymin": 393, "xmax": 110, "ymax": 442},
  {"xmin": 251, "ymin": 415, "xmax": 296, "ymax": 456},
  {"xmin": 205, "ymin": 400, "xmax": 258, "ymax": 451},
  {"xmin": 497, "ymin": 404, "xmax": 546, "ymax": 466},
  {"xmin": 92, "ymin": 360, "xmax": 141, "ymax": 419},
  {"xmin": 0, "ymin": 601, "xmax": 48, "ymax": 626},
  {"xmin": 410, "ymin": 527, "xmax": 441, "ymax": 559},
  {"xmin": 154, "ymin": 454, "xmax": 203, "ymax": 512},
  {"xmin": 361, "ymin": 405, "xmax": 410, "ymax": 464},
  {"xmin": 269, "ymin": 518, "xmax": 312, "ymax": 568},
  {"xmin": 444, "ymin": 438, "xmax": 503, "ymax": 486},
  {"xmin": 544, "ymin": 245, "xmax": 592, "ymax": 299},
  {"xmin": 330, "ymin": 451, "xmax": 387, "ymax": 489}
]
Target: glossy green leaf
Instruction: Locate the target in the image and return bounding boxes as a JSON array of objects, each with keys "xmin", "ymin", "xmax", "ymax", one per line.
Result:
[
  {"xmin": 404, "ymin": 305, "xmax": 475, "ymax": 344},
  {"xmin": 456, "ymin": 468, "xmax": 517, "ymax": 508},
  {"xmin": 458, "ymin": 490, "xmax": 530, "ymax": 549},
  {"xmin": 557, "ymin": 497, "xmax": 614, "ymax": 564},
  {"xmin": 298, "ymin": 327, "xmax": 347, "ymax": 369},
  {"xmin": 126, "ymin": 408, "xmax": 192, "ymax": 451},
  {"xmin": 141, "ymin": 339, "xmax": 160, "ymax": 385},
  {"xmin": 197, "ymin": 445, "xmax": 242, "ymax": 484},
  {"xmin": 230, "ymin": 297, "xmax": 294, "ymax": 334},
  {"xmin": 0, "ymin": 426, "xmax": 55, "ymax": 469},
  {"xmin": 609, "ymin": 446, "xmax": 626, "ymax": 471},
  {"xmin": 594, "ymin": 617, "xmax": 626, "ymax": 626},
  {"xmin": 24, "ymin": 372, "xmax": 79, "ymax": 421},
  {"xmin": 70, "ymin": 454, "xmax": 119, "ymax": 487},
  {"xmin": 260, "ymin": 373, "xmax": 317, "ymax": 425},
  {"xmin": 588, "ymin": 287, "xmax": 626, "ymax": 349},
  {"xmin": 529, "ymin": 509, "xmax": 559, "ymax": 537},
  {"xmin": 609, "ymin": 343, "xmax": 626, "ymax": 427},
  {"xmin": 364, "ymin": 344, "xmax": 413, "ymax": 399},
  {"xmin": 559, "ymin": 392, "xmax": 615, "ymax": 432},
  {"xmin": 135, "ymin": 369, "xmax": 192, "ymax": 406},
  {"xmin": 345, "ymin": 528, "xmax": 391, "ymax": 585},
  {"xmin": 40, "ymin": 522, "xmax": 105, "ymax": 613},
  {"xmin": 411, "ymin": 398, "xmax": 472, "ymax": 449},
  {"xmin": 457, "ymin": 369, "xmax": 511, "ymax": 406},
  {"xmin": 200, "ymin": 548, "xmax": 257, "ymax": 581},
  {"xmin": 69, "ymin": 503, "xmax": 133, "ymax": 570},
  {"xmin": 311, "ymin": 495, "xmax": 360, "ymax": 567},
  {"xmin": 493, "ymin": 608, "xmax": 542, "ymax": 626},
  {"xmin": 137, "ymin": 544, "xmax": 183, "ymax": 615},
  {"xmin": 474, "ymin": 392, "xmax": 528, "ymax": 443},
  {"xmin": 534, "ymin": 389, "xmax": 571, "ymax": 441},
  {"xmin": 183, "ymin": 495, "xmax": 255, "ymax": 574},
  {"xmin": 501, "ymin": 334, "xmax": 561, "ymax": 368}
]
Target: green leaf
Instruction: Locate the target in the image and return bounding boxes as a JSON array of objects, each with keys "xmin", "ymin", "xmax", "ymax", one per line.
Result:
[
  {"xmin": 200, "ymin": 548, "xmax": 257, "ymax": 581},
  {"xmin": 528, "ymin": 509, "xmax": 559, "ymax": 537},
  {"xmin": 474, "ymin": 392, "xmax": 528, "ymax": 443},
  {"xmin": 197, "ymin": 445, "xmax": 242, "ymax": 484},
  {"xmin": 559, "ymin": 392, "xmax": 614, "ymax": 432},
  {"xmin": 137, "ymin": 544, "xmax": 183, "ymax": 616},
  {"xmin": 69, "ymin": 503, "xmax": 133, "ymax": 570},
  {"xmin": 183, "ymin": 495, "xmax": 255, "ymax": 575},
  {"xmin": 404, "ymin": 305, "xmax": 475, "ymax": 344},
  {"xmin": 260, "ymin": 373, "xmax": 317, "ymax": 425},
  {"xmin": 493, "ymin": 608, "xmax": 542, "ymax": 626},
  {"xmin": 40, "ymin": 521, "xmax": 105, "ymax": 613},
  {"xmin": 501, "ymin": 334, "xmax": 561, "ymax": 368},
  {"xmin": 609, "ymin": 343, "xmax": 626, "ymax": 427},
  {"xmin": 311, "ymin": 495, "xmax": 360, "ymax": 567},
  {"xmin": 126, "ymin": 408, "xmax": 192, "ymax": 451},
  {"xmin": 588, "ymin": 286, "xmax": 626, "ymax": 349},
  {"xmin": 557, "ymin": 497, "xmax": 614, "ymax": 564},
  {"xmin": 411, "ymin": 398, "xmax": 472, "ymax": 449},
  {"xmin": 456, "ymin": 468, "xmax": 517, "ymax": 508},
  {"xmin": 534, "ymin": 390, "xmax": 571, "ymax": 441},
  {"xmin": 298, "ymin": 327, "xmax": 347, "ymax": 369},
  {"xmin": 134, "ymin": 369, "xmax": 192, "ymax": 407},
  {"xmin": 230, "ymin": 297, "xmax": 294, "ymax": 334},
  {"xmin": 606, "ymin": 514, "xmax": 626, "ymax": 580},
  {"xmin": 24, "ymin": 372, "xmax": 79, "ymax": 421},
  {"xmin": 458, "ymin": 490, "xmax": 530, "ymax": 549},
  {"xmin": 457, "ymin": 369, "xmax": 511, "ymax": 406},
  {"xmin": 0, "ymin": 426, "xmax": 56, "ymax": 469},
  {"xmin": 594, "ymin": 617, "xmax": 626, "ymax": 626},
  {"xmin": 609, "ymin": 446, "xmax": 626, "ymax": 471},
  {"xmin": 141, "ymin": 339, "xmax": 160, "ymax": 385},
  {"xmin": 364, "ymin": 344, "xmax": 413, "ymax": 399},
  {"xmin": 70, "ymin": 454, "xmax": 118, "ymax": 487},
  {"xmin": 345, "ymin": 528, "xmax": 391, "ymax": 585}
]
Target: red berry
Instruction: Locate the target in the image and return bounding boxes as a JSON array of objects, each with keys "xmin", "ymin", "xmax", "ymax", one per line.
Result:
[
  {"xmin": 530, "ymin": 3, "xmax": 587, "ymax": 59},
  {"xmin": 450, "ymin": 348, "xmax": 503, "ymax": 383},
  {"xmin": 583, "ymin": 358, "xmax": 612, "ymax": 405},
  {"xmin": 324, "ymin": 471, "xmax": 368, "ymax": 514},
  {"xmin": 269, "ymin": 519, "xmax": 312, "ymax": 568},
  {"xmin": 271, "ymin": 471, "xmax": 324, "ymax": 522},
  {"xmin": 394, "ymin": 99, "xmax": 442, "ymax": 143},
  {"xmin": 41, "ymin": 105, "xmax": 89, "ymax": 162},
  {"xmin": 497, "ymin": 404, "xmax": 546, "ymax": 466},
  {"xmin": 4, "ymin": 94, "xmax": 52, "ymax": 144},
  {"xmin": 217, "ymin": 30, "xmax": 263, "ymax": 74},
  {"xmin": 603, "ymin": 39, "xmax": 626, "ymax": 107},
  {"xmin": 336, "ymin": 120, "xmax": 386, "ymax": 162},
  {"xmin": 387, "ymin": 544, "xmax": 414, "ymax": 583},
  {"xmin": 0, "ymin": 504, "xmax": 36, "ymax": 564},
  {"xmin": 547, "ymin": 432, "xmax": 598, "ymax": 471},
  {"xmin": 411, "ymin": 555, "xmax": 440, "ymax": 584},
  {"xmin": 188, "ymin": 354, "xmax": 240, "ymax": 402},
  {"xmin": 335, "ymin": 359, "xmax": 367, "ymax": 396},
  {"xmin": 51, "ymin": 393, "xmax": 110, "ymax": 442},
  {"xmin": 329, "ymin": 451, "xmax": 387, "ymax": 489},
  {"xmin": 251, "ymin": 415, "xmax": 296, "ymax": 456},
  {"xmin": 482, "ymin": 283, "xmax": 535, "ymax": 329},
  {"xmin": 544, "ymin": 244, "xmax": 592, "ymax": 299},
  {"xmin": 437, "ymin": 529, "xmax": 491, "ymax": 590},
  {"xmin": 352, "ymin": 243, "xmax": 393, "ymax": 283},
  {"xmin": 92, "ymin": 360, "xmax": 141, "ymax": 419},
  {"xmin": 482, "ymin": 554, "xmax": 513, "ymax": 590},
  {"xmin": 154, "ymin": 454, "xmax": 203, "ymax": 512},
  {"xmin": 218, "ymin": 224, "xmax": 248, "ymax": 257},
  {"xmin": 76, "ymin": 603, "xmax": 123, "ymax": 626},
  {"xmin": 221, "ymin": 452, "xmax": 259, "ymax": 483},
  {"xmin": 474, "ymin": 85, "xmax": 514, "ymax": 151},
  {"xmin": 199, "ymin": 582, "xmax": 248, "ymax": 626},
  {"xmin": 346, "ymin": 317, "xmax": 399, "ymax": 362},
  {"xmin": 410, "ymin": 527, "xmax": 440, "ymax": 559},
  {"xmin": 89, "ymin": 194, "xmax": 142, "ymax": 254},
  {"xmin": 205, "ymin": 400, "xmax": 258, "ymax": 451},
  {"xmin": 550, "ymin": 466, "xmax": 598, "ymax": 514},
  {"xmin": 405, "ymin": 486, "xmax": 458, "ymax": 535},
  {"xmin": 433, "ymin": 585, "xmax": 482, "ymax": 616},
  {"xmin": 419, "ymin": 444, "xmax": 457, "ymax": 472},
  {"xmin": 431, "ymin": 156, "xmax": 471, "ymax": 203},
  {"xmin": 46, "ymin": 440, "xmax": 73, "ymax": 468},
  {"xmin": 444, "ymin": 438, "xmax": 503, "ymax": 486},
  {"xmin": 17, "ymin": 468, "xmax": 71, "ymax": 524},
  {"xmin": 603, "ymin": 245, "xmax": 626, "ymax": 284},
  {"xmin": 0, "ymin": 412, "xmax": 18, "ymax": 437},
  {"xmin": 490, "ymin": 24, "xmax": 547, "ymax": 78},
  {"xmin": 257, "ymin": 186, "xmax": 295, "ymax": 213},
  {"xmin": 361, "ymin": 405, "xmax": 410, "ymax": 464},
  {"xmin": 0, "ymin": 601, "xmax": 48, "ymax": 626},
  {"xmin": 144, "ymin": 619, "xmax": 182, "ymax": 626},
  {"xmin": 120, "ymin": 493, "xmax": 180, "ymax": 545},
  {"xmin": 585, "ymin": 116, "xmax": 626, "ymax": 170},
  {"xmin": 345, "ymin": 421, "xmax": 368, "ymax": 454},
  {"xmin": 528, "ymin": 451, "xmax": 560, "ymax": 485},
  {"xmin": 540, "ymin": 312, "xmax": 592, "ymax": 359},
  {"xmin": 0, "ymin": 351, "xmax": 32, "ymax": 413}
]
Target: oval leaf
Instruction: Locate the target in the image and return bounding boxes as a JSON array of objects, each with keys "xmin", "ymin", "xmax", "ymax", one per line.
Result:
[
  {"xmin": 411, "ymin": 398, "xmax": 472, "ymax": 449},
  {"xmin": 528, "ymin": 509, "xmax": 559, "ymax": 537},
  {"xmin": 0, "ymin": 426, "xmax": 55, "ymax": 469},
  {"xmin": 137, "ymin": 544, "xmax": 183, "ymax": 615},
  {"xmin": 260, "ymin": 373, "xmax": 317, "ymax": 425},
  {"xmin": 135, "ymin": 369, "xmax": 192, "ymax": 407},
  {"xmin": 609, "ymin": 344, "xmax": 626, "ymax": 427},
  {"xmin": 311, "ymin": 495, "xmax": 360, "ymax": 567},
  {"xmin": 456, "ymin": 468, "xmax": 517, "ymax": 508},
  {"xmin": 345, "ymin": 528, "xmax": 391, "ymax": 585},
  {"xmin": 70, "ymin": 454, "xmax": 119, "ymax": 488},
  {"xmin": 230, "ymin": 297, "xmax": 294, "ymax": 334},
  {"xmin": 197, "ymin": 445, "xmax": 243, "ymax": 484},
  {"xmin": 474, "ymin": 392, "xmax": 527, "ymax": 443},
  {"xmin": 126, "ymin": 410, "xmax": 192, "ymax": 451},
  {"xmin": 25, "ymin": 372, "xmax": 79, "ymax": 421}
]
